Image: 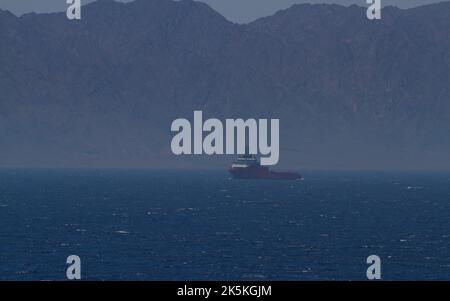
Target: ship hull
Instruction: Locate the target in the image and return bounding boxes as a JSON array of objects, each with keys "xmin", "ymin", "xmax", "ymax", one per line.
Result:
[{"xmin": 229, "ymin": 166, "xmax": 302, "ymax": 180}]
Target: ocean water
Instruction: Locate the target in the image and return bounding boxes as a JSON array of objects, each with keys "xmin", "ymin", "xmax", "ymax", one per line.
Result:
[{"xmin": 0, "ymin": 169, "xmax": 449, "ymax": 280}]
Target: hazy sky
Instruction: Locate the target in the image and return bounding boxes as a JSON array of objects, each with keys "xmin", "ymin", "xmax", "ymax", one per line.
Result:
[{"xmin": 0, "ymin": 0, "xmax": 446, "ymax": 23}]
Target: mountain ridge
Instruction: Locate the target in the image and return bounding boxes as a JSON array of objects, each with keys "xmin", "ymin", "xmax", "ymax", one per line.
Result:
[{"xmin": 0, "ymin": 0, "xmax": 449, "ymax": 170}]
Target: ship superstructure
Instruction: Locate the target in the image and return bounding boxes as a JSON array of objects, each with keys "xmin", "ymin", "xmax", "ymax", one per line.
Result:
[{"xmin": 228, "ymin": 154, "xmax": 302, "ymax": 180}]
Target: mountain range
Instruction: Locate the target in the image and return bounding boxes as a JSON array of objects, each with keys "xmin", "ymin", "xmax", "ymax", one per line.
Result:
[{"xmin": 1, "ymin": 0, "xmax": 449, "ymax": 170}]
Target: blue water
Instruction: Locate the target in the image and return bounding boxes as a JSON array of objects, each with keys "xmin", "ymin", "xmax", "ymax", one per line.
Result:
[{"xmin": 0, "ymin": 169, "xmax": 449, "ymax": 280}]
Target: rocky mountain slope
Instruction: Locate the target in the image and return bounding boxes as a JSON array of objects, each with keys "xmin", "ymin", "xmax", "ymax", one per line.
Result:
[{"xmin": 0, "ymin": 0, "xmax": 449, "ymax": 169}]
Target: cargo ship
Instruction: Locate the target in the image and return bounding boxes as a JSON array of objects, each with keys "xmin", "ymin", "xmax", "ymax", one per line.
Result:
[{"xmin": 228, "ymin": 154, "xmax": 302, "ymax": 180}]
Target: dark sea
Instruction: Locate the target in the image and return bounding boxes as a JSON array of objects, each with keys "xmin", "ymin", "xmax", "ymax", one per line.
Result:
[{"xmin": 0, "ymin": 169, "xmax": 449, "ymax": 280}]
